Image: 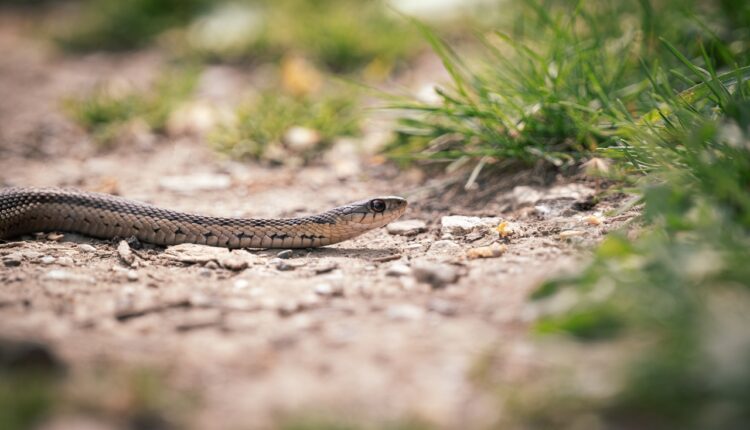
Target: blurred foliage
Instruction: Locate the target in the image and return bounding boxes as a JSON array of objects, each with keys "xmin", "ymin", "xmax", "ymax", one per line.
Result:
[
  {"xmin": 0, "ymin": 372, "xmax": 58, "ymax": 430},
  {"xmin": 57, "ymin": 0, "xmax": 213, "ymax": 51},
  {"xmin": 185, "ymin": 0, "xmax": 421, "ymax": 74},
  {"xmin": 55, "ymin": 0, "xmax": 423, "ymax": 74},
  {"xmin": 63, "ymin": 68, "xmax": 199, "ymax": 146},
  {"xmin": 528, "ymin": 37, "xmax": 750, "ymax": 429},
  {"xmin": 210, "ymin": 89, "xmax": 360, "ymax": 162}
]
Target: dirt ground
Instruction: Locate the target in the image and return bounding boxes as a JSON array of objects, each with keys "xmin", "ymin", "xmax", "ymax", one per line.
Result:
[{"xmin": 0, "ymin": 10, "xmax": 636, "ymax": 430}]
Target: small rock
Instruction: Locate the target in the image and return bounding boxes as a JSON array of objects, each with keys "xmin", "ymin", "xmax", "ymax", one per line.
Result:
[
  {"xmin": 276, "ymin": 250, "xmax": 293, "ymax": 259},
  {"xmin": 386, "ymin": 219, "xmax": 427, "ymax": 236},
  {"xmin": 2, "ymin": 254, "xmax": 22, "ymax": 267},
  {"xmin": 21, "ymin": 251, "xmax": 42, "ymax": 259},
  {"xmin": 42, "ymin": 270, "xmax": 94, "ymax": 284},
  {"xmin": 126, "ymin": 270, "xmax": 139, "ymax": 282},
  {"xmin": 427, "ymin": 298, "xmax": 459, "ymax": 316},
  {"xmin": 314, "ymin": 262, "xmax": 338, "ymax": 274},
  {"xmin": 77, "ymin": 244, "xmax": 96, "ymax": 252},
  {"xmin": 270, "ymin": 258, "xmax": 294, "ymax": 271},
  {"xmin": 441, "ymin": 216, "xmax": 483, "ymax": 235},
  {"xmin": 220, "ymin": 256, "xmax": 248, "ymax": 271},
  {"xmin": 46, "ymin": 233, "xmax": 64, "ymax": 241},
  {"xmin": 559, "ymin": 230, "xmax": 586, "ymax": 239},
  {"xmin": 386, "ymin": 304, "xmax": 424, "ymax": 321},
  {"xmin": 56, "ymin": 256, "xmax": 74, "ymax": 266},
  {"xmin": 428, "ymin": 240, "xmax": 463, "ymax": 254},
  {"xmin": 385, "ymin": 263, "xmax": 412, "ymax": 277},
  {"xmin": 441, "ymin": 215, "xmax": 502, "ymax": 236},
  {"xmin": 582, "ymin": 214, "xmax": 603, "ymax": 225},
  {"xmin": 277, "ymin": 300, "xmax": 301, "ymax": 316},
  {"xmin": 117, "ymin": 240, "xmax": 135, "ymax": 267},
  {"xmin": 283, "ymin": 126, "xmax": 321, "ymax": 153},
  {"xmin": 467, "ymin": 244, "xmax": 507, "ymax": 259},
  {"xmin": 534, "ymin": 205, "xmax": 552, "ymax": 217},
  {"xmin": 314, "ymin": 283, "xmax": 344, "ymax": 297},
  {"xmin": 159, "ymin": 173, "xmax": 232, "ymax": 193},
  {"xmin": 412, "ymin": 261, "xmax": 461, "ymax": 289},
  {"xmin": 40, "ymin": 255, "xmax": 55, "ymax": 265},
  {"xmin": 204, "ymin": 260, "xmax": 219, "ymax": 270},
  {"xmin": 233, "ymin": 279, "xmax": 250, "ymax": 290}
]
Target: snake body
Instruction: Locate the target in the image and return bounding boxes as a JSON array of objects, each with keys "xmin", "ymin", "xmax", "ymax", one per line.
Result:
[{"xmin": 0, "ymin": 187, "xmax": 407, "ymax": 249}]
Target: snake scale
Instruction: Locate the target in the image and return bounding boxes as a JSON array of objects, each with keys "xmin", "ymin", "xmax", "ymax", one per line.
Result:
[{"xmin": 0, "ymin": 187, "xmax": 407, "ymax": 249}]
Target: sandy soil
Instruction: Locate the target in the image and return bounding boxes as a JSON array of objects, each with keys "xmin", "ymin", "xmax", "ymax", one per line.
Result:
[{"xmin": 0, "ymin": 9, "xmax": 636, "ymax": 430}]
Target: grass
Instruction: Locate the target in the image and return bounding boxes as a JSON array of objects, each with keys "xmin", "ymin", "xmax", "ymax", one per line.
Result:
[
  {"xmin": 64, "ymin": 67, "xmax": 199, "ymax": 146},
  {"xmin": 210, "ymin": 89, "xmax": 361, "ymax": 162},
  {"xmin": 379, "ymin": 0, "xmax": 750, "ymax": 428},
  {"xmin": 513, "ymin": 4, "xmax": 750, "ymax": 428},
  {"xmin": 385, "ymin": 0, "xmax": 748, "ymax": 167}
]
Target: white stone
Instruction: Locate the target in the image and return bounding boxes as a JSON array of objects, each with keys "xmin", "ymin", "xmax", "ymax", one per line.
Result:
[{"xmin": 386, "ymin": 219, "xmax": 427, "ymax": 236}]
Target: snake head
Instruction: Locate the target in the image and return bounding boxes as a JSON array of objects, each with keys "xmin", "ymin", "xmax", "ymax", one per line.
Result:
[{"xmin": 334, "ymin": 196, "xmax": 408, "ymax": 228}]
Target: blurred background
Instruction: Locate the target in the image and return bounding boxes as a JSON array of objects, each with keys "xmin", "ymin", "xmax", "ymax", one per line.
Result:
[{"xmin": 1, "ymin": 0, "xmax": 749, "ymax": 429}]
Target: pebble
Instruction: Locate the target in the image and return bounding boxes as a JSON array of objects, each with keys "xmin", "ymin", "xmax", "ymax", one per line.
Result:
[
  {"xmin": 412, "ymin": 261, "xmax": 461, "ymax": 289},
  {"xmin": 2, "ymin": 253, "xmax": 22, "ymax": 267},
  {"xmin": 440, "ymin": 216, "xmax": 500, "ymax": 236},
  {"xmin": 78, "ymin": 244, "xmax": 96, "ymax": 252},
  {"xmin": 159, "ymin": 173, "xmax": 231, "ymax": 193},
  {"xmin": 40, "ymin": 256, "xmax": 56, "ymax": 265},
  {"xmin": 385, "ymin": 263, "xmax": 412, "ymax": 277},
  {"xmin": 283, "ymin": 126, "xmax": 321, "ymax": 153},
  {"xmin": 117, "ymin": 240, "xmax": 135, "ymax": 267},
  {"xmin": 126, "ymin": 270, "xmax": 139, "ymax": 282},
  {"xmin": 314, "ymin": 262, "xmax": 339, "ymax": 274},
  {"xmin": 386, "ymin": 304, "xmax": 424, "ymax": 321},
  {"xmin": 46, "ymin": 233, "xmax": 64, "ymax": 241},
  {"xmin": 42, "ymin": 270, "xmax": 95, "ymax": 284},
  {"xmin": 233, "ymin": 279, "xmax": 251, "ymax": 290},
  {"xmin": 314, "ymin": 283, "xmax": 343, "ymax": 297},
  {"xmin": 204, "ymin": 261, "xmax": 219, "ymax": 270},
  {"xmin": 56, "ymin": 256, "xmax": 74, "ymax": 266},
  {"xmin": 467, "ymin": 244, "xmax": 507, "ymax": 259},
  {"xmin": 427, "ymin": 298, "xmax": 459, "ymax": 316},
  {"xmin": 276, "ymin": 250, "xmax": 293, "ymax": 259},
  {"xmin": 270, "ymin": 258, "xmax": 294, "ymax": 271},
  {"xmin": 559, "ymin": 230, "xmax": 586, "ymax": 239},
  {"xmin": 386, "ymin": 219, "xmax": 427, "ymax": 236},
  {"xmin": 21, "ymin": 251, "xmax": 42, "ymax": 259},
  {"xmin": 220, "ymin": 257, "xmax": 248, "ymax": 271}
]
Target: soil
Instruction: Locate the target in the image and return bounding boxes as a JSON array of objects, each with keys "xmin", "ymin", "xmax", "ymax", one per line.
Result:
[{"xmin": 0, "ymin": 9, "xmax": 637, "ymax": 430}]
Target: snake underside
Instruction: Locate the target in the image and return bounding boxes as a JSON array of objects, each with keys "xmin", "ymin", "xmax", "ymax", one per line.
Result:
[{"xmin": 0, "ymin": 188, "xmax": 407, "ymax": 249}]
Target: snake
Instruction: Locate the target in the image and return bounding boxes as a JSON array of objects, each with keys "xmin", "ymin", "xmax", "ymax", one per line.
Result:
[{"xmin": 0, "ymin": 187, "xmax": 407, "ymax": 249}]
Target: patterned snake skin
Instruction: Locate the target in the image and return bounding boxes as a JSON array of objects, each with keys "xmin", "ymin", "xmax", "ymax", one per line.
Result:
[{"xmin": 0, "ymin": 188, "xmax": 407, "ymax": 249}]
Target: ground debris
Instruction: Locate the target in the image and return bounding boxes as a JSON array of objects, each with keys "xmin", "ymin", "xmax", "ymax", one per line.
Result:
[
  {"xmin": 117, "ymin": 240, "xmax": 135, "ymax": 267},
  {"xmin": 467, "ymin": 243, "xmax": 507, "ymax": 259}
]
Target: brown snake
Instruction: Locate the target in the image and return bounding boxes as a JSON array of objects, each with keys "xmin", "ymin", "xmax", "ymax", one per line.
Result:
[{"xmin": 0, "ymin": 188, "xmax": 407, "ymax": 249}]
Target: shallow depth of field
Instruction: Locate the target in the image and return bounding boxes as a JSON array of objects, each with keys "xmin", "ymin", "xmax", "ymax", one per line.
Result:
[{"xmin": 1, "ymin": 1, "xmax": 749, "ymax": 429}]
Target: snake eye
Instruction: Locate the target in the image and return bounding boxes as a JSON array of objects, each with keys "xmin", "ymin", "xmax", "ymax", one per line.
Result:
[{"xmin": 369, "ymin": 199, "xmax": 386, "ymax": 213}]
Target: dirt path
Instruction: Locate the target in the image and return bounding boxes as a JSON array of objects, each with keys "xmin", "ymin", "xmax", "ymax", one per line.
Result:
[{"xmin": 0, "ymin": 12, "xmax": 632, "ymax": 429}]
